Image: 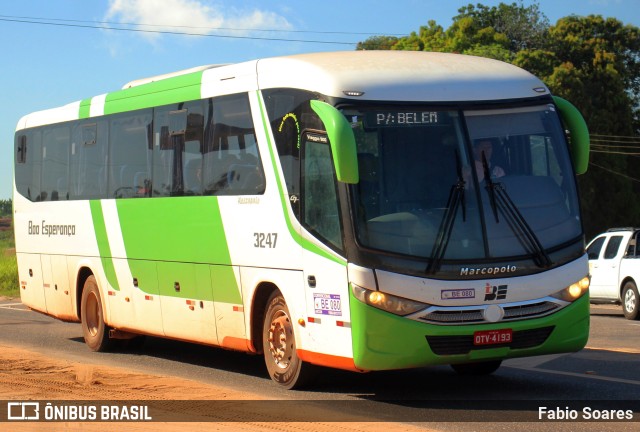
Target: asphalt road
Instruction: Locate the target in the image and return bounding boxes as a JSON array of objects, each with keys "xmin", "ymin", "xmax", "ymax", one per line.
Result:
[{"xmin": 0, "ymin": 300, "xmax": 638, "ymax": 430}]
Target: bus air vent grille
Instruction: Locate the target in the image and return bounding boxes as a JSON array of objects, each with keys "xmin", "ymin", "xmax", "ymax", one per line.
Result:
[
  {"xmin": 419, "ymin": 309, "xmax": 485, "ymax": 324},
  {"xmin": 503, "ymin": 301, "xmax": 559, "ymax": 319},
  {"xmin": 418, "ymin": 301, "xmax": 560, "ymax": 325}
]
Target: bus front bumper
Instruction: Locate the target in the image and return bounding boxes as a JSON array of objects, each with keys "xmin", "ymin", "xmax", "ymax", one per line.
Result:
[{"xmin": 350, "ymin": 291, "xmax": 589, "ymax": 371}]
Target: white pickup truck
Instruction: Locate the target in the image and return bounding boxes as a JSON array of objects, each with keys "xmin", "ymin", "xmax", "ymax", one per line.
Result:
[{"xmin": 586, "ymin": 228, "xmax": 640, "ymax": 320}]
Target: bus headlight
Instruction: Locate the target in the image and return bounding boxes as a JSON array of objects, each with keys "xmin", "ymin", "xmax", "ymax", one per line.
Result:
[
  {"xmin": 551, "ymin": 276, "xmax": 590, "ymax": 302},
  {"xmin": 352, "ymin": 284, "xmax": 427, "ymax": 316}
]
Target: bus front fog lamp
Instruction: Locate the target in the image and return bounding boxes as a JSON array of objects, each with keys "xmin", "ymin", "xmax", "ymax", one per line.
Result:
[
  {"xmin": 352, "ymin": 284, "xmax": 427, "ymax": 316},
  {"xmin": 552, "ymin": 276, "xmax": 590, "ymax": 302}
]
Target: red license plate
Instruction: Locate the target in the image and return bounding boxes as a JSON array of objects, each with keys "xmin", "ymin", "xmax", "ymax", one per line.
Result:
[{"xmin": 473, "ymin": 329, "xmax": 513, "ymax": 346}]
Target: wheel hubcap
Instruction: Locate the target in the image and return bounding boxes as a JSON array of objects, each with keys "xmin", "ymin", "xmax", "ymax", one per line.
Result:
[
  {"xmin": 624, "ymin": 289, "xmax": 637, "ymax": 314},
  {"xmin": 268, "ymin": 310, "xmax": 293, "ymax": 369}
]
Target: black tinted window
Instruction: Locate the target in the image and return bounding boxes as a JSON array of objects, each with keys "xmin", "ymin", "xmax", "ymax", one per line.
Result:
[
  {"xmin": 604, "ymin": 235, "xmax": 624, "ymax": 259},
  {"xmin": 587, "ymin": 236, "xmax": 605, "ymax": 260}
]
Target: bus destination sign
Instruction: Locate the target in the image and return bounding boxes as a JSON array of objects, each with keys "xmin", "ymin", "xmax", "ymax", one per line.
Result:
[{"xmin": 365, "ymin": 111, "xmax": 441, "ymax": 127}]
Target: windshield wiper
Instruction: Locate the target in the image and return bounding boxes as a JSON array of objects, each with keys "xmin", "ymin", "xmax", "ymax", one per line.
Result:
[
  {"xmin": 482, "ymin": 152, "xmax": 500, "ymax": 223},
  {"xmin": 481, "ymin": 154, "xmax": 552, "ymax": 268},
  {"xmin": 426, "ymin": 150, "xmax": 466, "ymax": 275}
]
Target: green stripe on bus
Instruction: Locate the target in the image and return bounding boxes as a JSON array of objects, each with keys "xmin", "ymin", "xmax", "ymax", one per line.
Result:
[
  {"xmin": 79, "ymin": 98, "xmax": 92, "ymax": 119},
  {"xmin": 115, "ymin": 197, "xmax": 242, "ymax": 303},
  {"xmin": 104, "ymin": 71, "xmax": 204, "ymax": 115},
  {"xmin": 256, "ymin": 91, "xmax": 347, "ymax": 266},
  {"xmin": 89, "ymin": 200, "xmax": 120, "ymax": 291}
]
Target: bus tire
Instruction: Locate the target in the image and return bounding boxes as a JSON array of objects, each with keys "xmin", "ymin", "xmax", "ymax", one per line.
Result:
[
  {"xmin": 622, "ymin": 281, "xmax": 640, "ymax": 320},
  {"xmin": 451, "ymin": 360, "xmax": 502, "ymax": 376},
  {"xmin": 80, "ymin": 276, "xmax": 113, "ymax": 352},
  {"xmin": 262, "ymin": 292, "xmax": 316, "ymax": 389}
]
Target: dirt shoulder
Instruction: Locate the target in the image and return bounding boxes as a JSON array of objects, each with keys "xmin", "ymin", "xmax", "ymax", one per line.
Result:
[{"xmin": 0, "ymin": 344, "xmax": 430, "ymax": 432}]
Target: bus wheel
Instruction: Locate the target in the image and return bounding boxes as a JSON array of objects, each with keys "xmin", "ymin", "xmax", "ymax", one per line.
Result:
[
  {"xmin": 622, "ymin": 281, "xmax": 640, "ymax": 320},
  {"xmin": 262, "ymin": 292, "xmax": 316, "ymax": 389},
  {"xmin": 451, "ymin": 360, "xmax": 502, "ymax": 376},
  {"xmin": 81, "ymin": 276, "xmax": 113, "ymax": 352}
]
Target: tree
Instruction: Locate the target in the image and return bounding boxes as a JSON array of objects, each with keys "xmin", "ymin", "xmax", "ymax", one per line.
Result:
[
  {"xmin": 514, "ymin": 15, "xmax": 640, "ymax": 238},
  {"xmin": 358, "ymin": 1, "xmax": 549, "ymax": 61},
  {"xmin": 0, "ymin": 199, "xmax": 11, "ymax": 217},
  {"xmin": 393, "ymin": 21, "xmax": 445, "ymax": 52},
  {"xmin": 453, "ymin": 1, "xmax": 549, "ymax": 52},
  {"xmin": 356, "ymin": 35, "xmax": 399, "ymax": 50},
  {"xmin": 357, "ymin": 5, "xmax": 640, "ymax": 240}
]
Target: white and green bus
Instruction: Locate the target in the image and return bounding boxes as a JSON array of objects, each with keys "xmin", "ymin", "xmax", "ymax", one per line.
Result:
[{"xmin": 13, "ymin": 51, "xmax": 591, "ymax": 388}]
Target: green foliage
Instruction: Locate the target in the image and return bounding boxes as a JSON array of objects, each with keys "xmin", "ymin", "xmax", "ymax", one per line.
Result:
[
  {"xmin": 0, "ymin": 228, "xmax": 18, "ymax": 298},
  {"xmin": 522, "ymin": 15, "xmax": 640, "ymax": 239},
  {"xmin": 0, "ymin": 199, "xmax": 11, "ymax": 217},
  {"xmin": 356, "ymin": 3, "xmax": 640, "ymax": 240},
  {"xmin": 453, "ymin": 1, "xmax": 549, "ymax": 52},
  {"xmin": 356, "ymin": 35, "xmax": 400, "ymax": 50},
  {"xmin": 358, "ymin": 1, "xmax": 549, "ymax": 61}
]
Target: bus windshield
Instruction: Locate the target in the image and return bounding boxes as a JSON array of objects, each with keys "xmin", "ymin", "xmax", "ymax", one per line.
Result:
[{"xmin": 346, "ymin": 103, "xmax": 582, "ymax": 264}]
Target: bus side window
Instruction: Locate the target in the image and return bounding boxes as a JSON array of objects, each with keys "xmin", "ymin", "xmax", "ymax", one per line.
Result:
[
  {"xmin": 15, "ymin": 132, "xmax": 42, "ymax": 201},
  {"xmin": 17, "ymin": 135, "xmax": 27, "ymax": 164},
  {"xmin": 153, "ymin": 101, "xmax": 205, "ymax": 197},
  {"xmin": 263, "ymin": 88, "xmax": 324, "ymax": 214},
  {"xmin": 109, "ymin": 110, "xmax": 152, "ymax": 199},
  {"xmin": 302, "ymin": 133, "xmax": 343, "ymax": 251},
  {"xmin": 203, "ymin": 94, "xmax": 265, "ymax": 196},
  {"xmin": 42, "ymin": 125, "xmax": 70, "ymax": 201},
  {"xmin": 70, "ymin": 121, "xmax": 108, "ymax": 200},
  {"xmin": 229, "ymin": 133, "xmax": 265, "ymax": 194}
]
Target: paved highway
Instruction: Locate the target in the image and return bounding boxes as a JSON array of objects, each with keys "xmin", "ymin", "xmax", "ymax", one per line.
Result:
[{"xmin": 0, "ymin": 300, "xmax": 638, "ymax": 430}]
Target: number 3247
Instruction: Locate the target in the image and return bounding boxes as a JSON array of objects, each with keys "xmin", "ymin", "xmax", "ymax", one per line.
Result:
[{"xmin": 254, "ymin": 232, "xmax": 278, "ymax": 248}]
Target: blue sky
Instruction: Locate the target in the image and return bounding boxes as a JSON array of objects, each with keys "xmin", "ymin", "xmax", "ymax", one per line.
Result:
[{"xmin": 2, "ymin": 0, "xmax": 639, "ymax": 200}]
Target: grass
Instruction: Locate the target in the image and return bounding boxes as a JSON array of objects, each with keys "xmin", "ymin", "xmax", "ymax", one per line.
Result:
[{"xmin": 0, "ymin": 220, "xmax": 19, "ymax": 298}]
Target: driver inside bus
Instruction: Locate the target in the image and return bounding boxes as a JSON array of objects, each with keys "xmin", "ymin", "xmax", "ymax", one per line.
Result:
[{"xmin": 472, "ymin": 138, "xmax": 505, "ymax": 183}]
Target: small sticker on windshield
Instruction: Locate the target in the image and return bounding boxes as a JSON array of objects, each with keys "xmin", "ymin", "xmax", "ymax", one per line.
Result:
[{"xmin": 441, "ymin": 289, "xmax": 475, "ymax": 300}]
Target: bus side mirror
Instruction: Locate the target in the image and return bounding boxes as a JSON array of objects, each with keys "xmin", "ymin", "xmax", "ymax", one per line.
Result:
[
  {"xmin": 310, "ymin": 100, "xmax": 359, "ymax": 184},
  {"xmin": 553, "ymin": 96, "xmax": 590, "ymax": 175}
]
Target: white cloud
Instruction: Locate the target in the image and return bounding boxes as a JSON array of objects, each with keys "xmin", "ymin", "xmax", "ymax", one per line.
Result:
[{"xmin": 105, "ymin": 0, "xmax": 292, "ymax": 40}]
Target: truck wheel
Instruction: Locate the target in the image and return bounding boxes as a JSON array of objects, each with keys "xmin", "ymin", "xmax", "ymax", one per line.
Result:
[
  {"xmin": 451, "ymin": 360, "xmax": 502, "ymax": 375},
  {"xmin": 622, "ymin": 281, "xmax": 640, "ymax": 320},
  {"xmin": 262, "ymin": 292, "xmax": 316, "ymax": 389},
  {"xmin": 81, "ymin": 276, "xmax": 114, "ymax": 351}
]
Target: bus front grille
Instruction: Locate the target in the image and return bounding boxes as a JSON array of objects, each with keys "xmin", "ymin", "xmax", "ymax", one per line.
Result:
[{"xmin": 417, "ymin": 300, "xmax": 561, "ymax": 325}]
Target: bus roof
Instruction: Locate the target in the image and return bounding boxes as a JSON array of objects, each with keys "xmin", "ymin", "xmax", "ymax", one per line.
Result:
[
  {"xmin": 16, "ymin": 51, "xmax": 549, "ymax": 131},
  {"xmin": 256, "ymin": 51, "xmax": 548, "ymax": 102}
]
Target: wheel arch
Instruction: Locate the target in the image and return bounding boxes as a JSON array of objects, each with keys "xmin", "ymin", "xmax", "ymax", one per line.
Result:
[
  {"xmin": 249, "ymin": 282, "xmax": 281, "ymax": 355},
  {"xmin": 75, "ymin": 266, "xmax": 95, "ymax": 320},
  {"xmin": 620, "ymin": 277, "xmax": 636, "ymax": 301}
]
